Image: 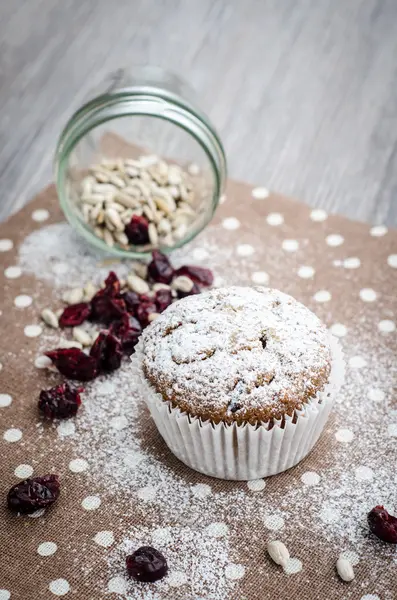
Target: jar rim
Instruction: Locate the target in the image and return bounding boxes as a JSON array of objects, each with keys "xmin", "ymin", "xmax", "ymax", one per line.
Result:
[{"xmin": 55, "ymin": 81, "xmax": 227, "ymax": 259}]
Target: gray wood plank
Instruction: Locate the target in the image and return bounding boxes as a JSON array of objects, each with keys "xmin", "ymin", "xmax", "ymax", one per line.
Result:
[{"xmin": 1, "ymin": 0, "xmax": 397, "ymax": 225}]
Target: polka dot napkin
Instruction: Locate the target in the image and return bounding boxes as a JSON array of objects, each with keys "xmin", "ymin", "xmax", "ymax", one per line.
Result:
[{"xmin": 0, "ymin": 145, "xmax": 396, "ymax": 600}]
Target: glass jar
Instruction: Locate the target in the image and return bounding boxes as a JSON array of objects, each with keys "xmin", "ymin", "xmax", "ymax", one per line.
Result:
[{"xmin": 54, "ymin": 66, "xmax": 227, "ymax": 258}]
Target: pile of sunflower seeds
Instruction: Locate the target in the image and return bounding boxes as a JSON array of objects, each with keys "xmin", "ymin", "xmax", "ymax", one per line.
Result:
[{"xmin": 76, "ymin": 155, "xmax": 202, "ymax": 251}]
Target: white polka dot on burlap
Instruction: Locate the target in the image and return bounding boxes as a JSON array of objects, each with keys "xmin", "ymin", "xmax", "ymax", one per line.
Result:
[
  {"xmin": 14, "ymin": 464, "xmax": 33, "ymax": 478},
  {"xmin": 266, "ymin": 212, "xmax": 284, "ymax": 226},
  {"xmin": 81, "ymin": 496, "xmax": 101, "ymax": 510},
  {"xmin": 359, "ymin": 288, "xmax": 377, "ymax": 302},
  {"xmin": 0, "ymin": 239, "xmax": 13, "ymax": 252},
  {"xmin": 387, "ymin": 424, "xmax": 397, "ymax": 437},
  {"xmin": 368, "ymin": 388, "xmax": 385, "ymax": 402},
  {"xmin": 319, "ymin": 506, "xmax": 340, "ymax": 524},
  {"xmin": 283, "ymin": 557, "xmax": 303, "ymax": 575},
  {"xmin": 251, "ymin": 271, "xmax": 269, "ymax": 285},
  {"xmin": 387, "ymin": 254, "xmax": 397, "ymax": 268},
  {"xmin": 168, "ymin": 571, "xmax": 188, "ymax": 587},
  {"xmin": 137, "ymin": 485, "xmax": 157, "ymax": 502},
  {"xmin": 24, "ymin": 324, "xmax": 43, "ymax": 338},
  {"xmin": 236, "ymin": 244, "xmax": 255, "ymax": 257},
  {"xmin": 14, "ymin": 295, "xmax": 33, "ymax": 308},
  {"xmin": 192, "ymin": 247, "xmax": 209, "ymax": 261},
  {"xmin": 247, "ymin": 479, "xmax": 266, "ymax": 491},
  {"xmin": 191, "ymin": 483, "xmax": 212, "ymax": 498},
  {"xmin": 32, "ymin": 209, "xmax": 50, "ymax": 222},
  {"xmin": 326, "ymin": 234, "xmax": 344, "ymax": 247},
  {"xmin": 335, "ymin": 428, "xmax": 354, "ymax": 443},
  {"xmin": 297, "ymin": 266, "xmax": 315, "ymax": 279},
  {"xmin": 0, "ymin": 591, "xmax": 11, "ymax": 600},
  {"xmin": 69, "ymin": 458, "xmax": 88, "ymax": 473},
  {"xmin": 378, "ymin": 319, "xmax": 395, "ymax": 333},
  {"xmin": 301, "ymin": 471, "xmax": 321, "ymax": 486},
  {"xmin": 107, "ymin": 577, "xmax": 127, "ymax": 594},
  {"xmin": 370, "ymin": 225, "xmax": 387, "ymax": 237},
  {"xmin": 48, "ymin": 579, "xmax": 70, "ymax": 596},
  {"xmin": 313, "ymin": 290, "xmax": 331, "ymax": 303},
  {"xmin": 225, "ymin": 564, "xmax": 246, "ymax": 580},
  {"xmin": 252, "ymin": 187, "xmax": 269, "ymax": 199},
  {"xmin": 3, "ymin": 428, "xmax": 22, "ymax": 442},
  {"xmin": 310, "ymin": 209, "xmax": 327, "ymax": 222},
  {"xmin": 57, "ymin": 421, "xmax": 75, "ymax": 437},
  {"xmin": 360, "ymin": 595, "xmax": 381, "ymax": 600},
  {"xmin": 263, "ymin": 514, "xmax": 285, "ymax": 530},
  {"xmin": 5, "ymin": 266, "xmax": 22, "ymax": 279},
  {"xmin": 0, "ymin": 394, "xmax": 12, "ymax": 408},
  {"xmin": 222, "ymin": 217, "xmax": 240, "ymax": 231},
  {"xmin": 339, "ymin": 550, "xmax": 359, "ymax": 566},
  {"xmin": 355, "ymin": 466, "xmax": 374, "ymax": 481},
  {"xmin": 38, "ymin": 542, "xmax": 57, "ymax": 556},
  {"xmin": 330, "ymin": 323, "xmax": 347, "ymax": 337},
  {"xmin": 93, "ymin": 531, "xmax": 114, "ymax": 547},
  {"xmin": 282, "ymin": 239, "xmax": 299, "ymax": 252},
  {"xmin": 343, "ymin": 257, "xmax": 361, "ymax": 269},
  {"xmin": 205, "ymin": 522, "xmax": 229, "ymax": 538}
]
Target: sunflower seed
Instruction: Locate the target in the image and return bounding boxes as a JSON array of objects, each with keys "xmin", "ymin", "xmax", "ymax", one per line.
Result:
[
  {"xmin": 267, "ymin": 540, "xmax": 290, "ymax": 567},
  {"xmin": 81, "ymin": 193, "xmax": 105, "ymax": 205},
  {"xmin": 336, "ymin": 557, "xmax": 354, "ymax": 582},
  {"xmin": 84, "ymin": 282, "xmax": 97, "ymax": 302},
  {"xmin": 58, "ymin": 338, "xmax": 83, "ymax": 350},
  {"xmin": 93, "ymin": 170, "xmax": 110, "ymax": 183},
  {"xmin": 82, "ymin": 176, "xmax": 95, "ymax": 195},
  {"xmin": 148, "ymin": 312, "xmax": 160, "ymax": 322},
  {"xmin": 94, "ymin": 226, "xmax": 104, "ymax": 239},
  {"xmin": 103, "ymin": 228, "xmax": 115, "ymax": 247},
  {"xmin": 125, "ymin": 166, "xmax": 140, "ymax": 178},
  {"xmin": 133, "ymin": 262, "xmax": 148, "ymax": 280},
  {"xmin": 114, "ymin": 231, "xmax": 129, "ymax": 245},
  {"xmin": 173, "ymin": 223, "xmax": 188, "ymax": 240},
  {"xmin": 139, "ymin": 154, "xmax": 159, "ymax": 167},
  {"xmin": 73, "ymin": 327, "xmax": 92, "ymax": 347},
  {"xmin": 82, "ymin": 204, "xmax": 91, "ymax": 222},
  {"xmin": 148, "ymin": 222, "xmax": 158, "ymax": 246},
  {"xmin": 168, "ymin": 166, "xmax": 182, "ymax": 185},
  {"xmin": 171, "ymin": 275, "xmax": 194, "ymax": 293},
  {"xmin": 127, "ymin": 274, "xmax": 150, "ymax": 295},
  {"xmin": 158, "ymin": 218, "xmax": 172, "ymax": 235},
  {"xmin": 105, "ymin": 208, "xmax": 124, "ymax": 231},
  {"xmin": 63, "ymin": 287, "xmax": 84, "ymax": 305},
  {"xmin": 41, "ymin": 308, "xmax": 59, "ymax": 329},
  {"xmin": 108, "ymin": 173, "xmax": 126, "ymax": 188},
  {"xmin": 115, "ymin": 192, "xmax": 140, "ymax": 209},
  {"xmin": 96, "ymin": 210, "xmax": 105, "ymax": 225},
  {"xmin": 143, "ymin": 205, "xmax": 154, "ymax": 221},
  {"xmin": 152, "ymin": 283, "xmax": 171, "ymax": 291}
]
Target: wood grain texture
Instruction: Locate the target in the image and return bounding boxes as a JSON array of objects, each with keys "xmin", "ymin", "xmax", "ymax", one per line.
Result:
[{"xmin": 1, "ymin": 0, "xmax": 397, "ymax": 225}]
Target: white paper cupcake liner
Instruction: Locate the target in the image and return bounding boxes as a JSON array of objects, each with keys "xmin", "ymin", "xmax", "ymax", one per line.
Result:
[{"xmin": 133, "ymin": 334, "xmax": 345, "ymax": 480}]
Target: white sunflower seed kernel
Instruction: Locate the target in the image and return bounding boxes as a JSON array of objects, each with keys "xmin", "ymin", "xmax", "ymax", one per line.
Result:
[
  {"xmin": 41, "ymin": 308, "xmax": 59, "ymax": 329},
  {"xmin": 114, "ymin": 231, "xmax": 129, "ymax": 246},
  {"xmin": 152, "ymin": 283, "xmax": 171, "ymax": 292},
  {"xmin": 158, "ymin": 218, "xmax": 172, "ymax": 235},
  {"xmin": 143, "ymin": 205, "xmax": 154, "ymax": 221},
  {"xmin": 148, "ymin": 312, "xmax": 160, "ymax": 322},
  {"xmin": 336, "ymin": 557, "xmax": 354, "ymax": 582},
  {"xmin": 66, "ymin": 288, "xmax": 84, "ymax": 305},
  {"xmin": 133, "ymin": 263, "xmax": 148, "ymax": 280},
  {"xmin": 127, "ymin": 274, "xmax": 150, "ymax": 295},
  {"xmin": 72, "ymin": 327, "xmax": 92, "ymax": 347},
  {"xmin": 105, "ymin": 208, "xmax": 124, "ymax": 231},
  {"xmin": 267, "ymin": 540, "xmax": 290, "ymax": 567},
  {"xmin": 148, "ymin": 223, "xmax": 158, "ymax": 246},
  {"xmin": 84, "ymin": 282, "xmax": 97, "ymax": 302},
  {"xmin": 94, "ymin": 226, "xmax": 104, "ymax": 240},
  {"xmin": 103, "ymin": 228, "xmax": 115, "ymax": 247},
  {"xmin": 171, "ymin": 276, "xmax": 194, "ymax": 293}
]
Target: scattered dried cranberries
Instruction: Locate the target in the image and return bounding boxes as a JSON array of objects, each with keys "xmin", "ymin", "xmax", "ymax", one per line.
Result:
[
  {"xmin": 125, "ymin": 215, "xmax": 150, "ymax": 245},
  {"xmin": 155, "ymin": 288, "xmax": 173, "ymax": 313},
  {"xmin": 175, "ymin": 264, "xmax": 213, "ymax": 286},
  {"xmin": 148, "ymin": 250, "xmax": 174, "ymax": 284},
  {"xmin": 59, "ymin": 303, "xmax": 91, "ymax": 327},
  {"xmin": 126, "ymin": 546, "xmax": 168, "ymax": 582},
  {"xmin": 110, "ymin": 314, "xmax": 141, "ymax": 355},
  {"xmin": 38, "ymin": 383, "xmax": 83, "ymax": 419},
  {"xmin": 7, "ymin": 474, "xmax": 60, "ymax": 514},
  {"xmin": 90, "ymin": 332, "xmax": 123, "ymax": 372},
  {"xmin": 136, "ymin": 299, "xmax": 157, "ymax": 327},
  {"xmin": 45, "ymin": 348, "xmax": 99, "ymax": 381},
  {"xmin": 368, "ymin": 505, "xmax": 397, "ymax": 543}
]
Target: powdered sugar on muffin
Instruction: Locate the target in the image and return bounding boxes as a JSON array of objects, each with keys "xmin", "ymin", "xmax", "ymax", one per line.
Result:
[{"xmin": 141, "ymin": 287, "xmax": 332, "ymax": 424}]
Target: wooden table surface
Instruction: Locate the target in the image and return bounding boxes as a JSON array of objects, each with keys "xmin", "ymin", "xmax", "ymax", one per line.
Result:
[{"xmin": 1, "ymin": 0, "xmax": 397, "ymax": 225}]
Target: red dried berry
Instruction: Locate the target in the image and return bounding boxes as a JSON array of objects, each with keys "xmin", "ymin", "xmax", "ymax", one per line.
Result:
[
  {"xmin": 177, "ymin": 281, "xmax": 201, "ymax": 299},
  {"xmin": 59, "ymin": 303, "xmax": 91, "ymax": 327},
  {"xmin": 368, "ymin": 505, "xmax": 397, "ymax": 543},
  {"xmin": 126, "ymin": 546, "xmax": 168, "ymax": 582},
  {"xmin": 175, "ymin": 265, "xmax": 214, "ymax": 286},
  {"xmin": 91, "ymin": 295, "xmax": 126, "ymax": 324},
  {"xmin": 155, "ymin": 288, "xmax": 173, "ymax": 313},
  {"xmin": 136, "ymin": 300, "xmax": 157, "ymax": 328},
  {"xmin": 148, "ymin": 250, "xmax": 174, "ymax": 284},
  {"xmin": 7, "ymin": 474, "xmax": 60, "ymax": 514},
  {"xmin": 121, "ymin": 291, "xmax": 140, "ymax": 314},
  {"xmin": 90, "ymin": 332, "xmax": 123, "ymax": 372},
  {"xmin": 45, "ymin": 348, "xmax": 99, "ymax": 381},
  {"xmin": 38, "ymin": 383, "xmax": 83, "ymax": 419},
  {"xmin": 110, "ymin": 314, "xmax": 142, "ymax": 355},
  {"xmin": 125, "ymin": 215, "xmax": 150, "ymax": 245}
]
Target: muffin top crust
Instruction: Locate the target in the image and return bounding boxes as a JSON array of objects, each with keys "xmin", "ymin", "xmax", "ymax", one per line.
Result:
[{"xmin": 140, "ymin": 286, "xmax": 332, "ymax": 424}]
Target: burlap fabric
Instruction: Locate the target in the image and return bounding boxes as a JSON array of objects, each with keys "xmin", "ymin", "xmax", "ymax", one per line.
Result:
[{"xmin": 0, "ymin": 164, "xmax": 396, "ymax": 599}]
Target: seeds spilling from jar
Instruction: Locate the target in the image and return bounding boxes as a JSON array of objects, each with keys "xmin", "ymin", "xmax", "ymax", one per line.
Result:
[{"xmin": 77, "ymin": 155, "xmax": 203, "ymax": 251}]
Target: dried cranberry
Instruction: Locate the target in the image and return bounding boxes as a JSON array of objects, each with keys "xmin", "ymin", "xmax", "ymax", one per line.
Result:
[
  {"xmin": 175, "ymin": 265, "xmax": 214, "ymax": 286},
  {"xmin": 136, "ymin": 300, "xmax": 157, "ymax": 327},
  {"xmin": 126, "ymin": 546, "xmax": 168, "ymax": 582},
  {"xmin": 59, "ymin": 303, "xmax": 91, "ymax": 327},
  {"xmin": 177, "ymin": 281, "xmax": 201, "ymax": 299},
  {"xmin": 148, "ymin": 250, "xmax": 174, "ymax": 284},
  {"xmin": 102, "ymin": 271, "xmax": 121, "ymax": 297},
  {"xmin": 7, "ymin": 474, "xmax": 60, "ymax": 514},
  {"xmin": 125, "ymin": 215, "xmax": 150, "ymax": 245},
  {"xmin": 368, "ymin": 505, "xmax": 397, "ymax": 543},
  {"xmin": 45, "ymin": 348, "xmax": 99, "ymax": 381},
  {"xmin": 110, "ymin": 314, "xmax": 142, "ymax": 355},
  {"xmin": 155, "ymin": 288, "xmax": 173, "ymax": 313},
  {"xmin": 90, "ymin": 332, "xmax": 122, "ymax": 372},
  {"xmin": 121, "ymin": 291, "xmax": 140, "ymax": 314},
  {"xmin": 38, "ymin": 383, "xmax": 83, "ymax": 419},
  {"xmin": 91, "ymin": 295, "xmax": 126, "ymax": 324}
]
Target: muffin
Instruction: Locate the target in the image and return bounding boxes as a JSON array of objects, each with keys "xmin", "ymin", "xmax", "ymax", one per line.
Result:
[{"xmin": 135, "ymin": 286, "xmax": 344, "ymax": 480}]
